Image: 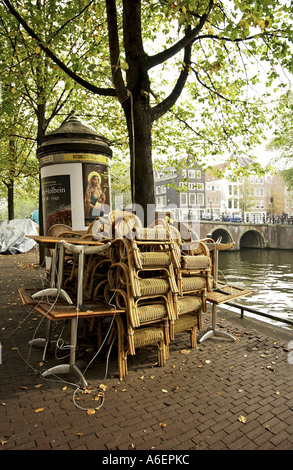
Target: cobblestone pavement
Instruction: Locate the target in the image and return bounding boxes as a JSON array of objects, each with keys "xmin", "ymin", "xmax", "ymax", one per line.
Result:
[{"xmin": 0, "ymin": 250, "xmax": 293, "ymax": 454}]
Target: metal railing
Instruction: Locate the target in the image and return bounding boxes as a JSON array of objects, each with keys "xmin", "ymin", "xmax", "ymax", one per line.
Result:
[{"xmin": 220, "ymin": 302, "xmax": 293, "ymax": 328}]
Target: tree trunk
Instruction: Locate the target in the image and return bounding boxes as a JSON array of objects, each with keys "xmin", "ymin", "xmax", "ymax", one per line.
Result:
[
  {"xmin": 121, "ymin": 0, "xmax": 155, "ymax": 224},
  {"xmin": 124, "ymin": 97, "xmax": 155, "ymax": 225},
  {"xmin": 7, "ymin": 180, "xmax": 14, "ymax": 221},
  {"xmin": 36, "ymin": 103, "xmax": 47, "ymax": 264}
]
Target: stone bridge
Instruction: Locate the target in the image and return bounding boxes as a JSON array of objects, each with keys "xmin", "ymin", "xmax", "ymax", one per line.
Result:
[{"xmin": 186, "ymin": 220, "xmax": 293, "ymax": 250}]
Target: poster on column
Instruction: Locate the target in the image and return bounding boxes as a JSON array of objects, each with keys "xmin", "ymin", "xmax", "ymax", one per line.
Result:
[
  {"xmin": 41, "ymin": 174, "xmax": 71, "ymax": 234},
  {"xmin": 83, "ymin": 163, "xmax": 110, "ymax": 226}
]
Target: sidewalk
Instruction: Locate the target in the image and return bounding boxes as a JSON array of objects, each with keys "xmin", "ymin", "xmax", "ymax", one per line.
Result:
[{"xmin": 0, "ymin": 250, "xmax": 293, "ymax": 452}]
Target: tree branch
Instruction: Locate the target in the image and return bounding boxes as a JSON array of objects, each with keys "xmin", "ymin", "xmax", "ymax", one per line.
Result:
[
  {"xmin": 105, "ymin": 0, "xmax": 127, "ymax": 103},
  {"xmin": 48, "ymin": 0, "xmax": 95, "ymax": 43},
  {"xmin": 151, "ymin": 39, "xmax": 192, "ymax": 122},
  {"xmin": 2, "ymin": 0, "xmax": 117, "ymax": 97},
  {"xmin": 147, "ymin": 0, "xmax": 213, "ymax": 70}
]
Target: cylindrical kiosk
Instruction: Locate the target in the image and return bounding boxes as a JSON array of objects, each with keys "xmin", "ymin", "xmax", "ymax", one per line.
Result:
[{"xmin": 37, "ymin": 113, "xmax": 112, "ymax": 235}]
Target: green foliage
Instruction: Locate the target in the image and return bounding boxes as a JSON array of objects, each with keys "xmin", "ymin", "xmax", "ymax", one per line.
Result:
[
  {"xmin": 282, "ymin": 168, "xmax": 293, "ymax": 191},
  {"xmin": 2, "ymin": 0, "xmax": 293, "ymax": 210}
]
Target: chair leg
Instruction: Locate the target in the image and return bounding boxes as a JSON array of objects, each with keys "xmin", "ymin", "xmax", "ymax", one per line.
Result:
[
  {"xmin": 158, "ymin": 340, "xmax": 168, "ymax": 367},
  {"xmin": 190, "ymin": 326, "xmax": 197, "ymax": 348}
]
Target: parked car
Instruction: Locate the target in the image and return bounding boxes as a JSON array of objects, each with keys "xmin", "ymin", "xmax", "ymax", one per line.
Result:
[{"xmin": 222, "ymin": 215, "xmax": 242, "ymax": 223}]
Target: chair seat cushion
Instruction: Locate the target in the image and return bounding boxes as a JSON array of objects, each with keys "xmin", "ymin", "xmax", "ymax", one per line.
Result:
[
  {"xmin": 177, "ymin": 296, "xmax": 202, "ymax": 315},
  {"xmin": 174, "ymin": 314, "xmax": 197, "ymax": 333},
  {"xmin": 139, "ymin": 278, "xmax": 170, "ymax": 296},
  {"xmin": 137, "ymin": 303, "xmax": 168, "ymax": 323},
  {"xmin": 139, "ymin": 251, "xmax": 171, "ymax": 267},
  {"xmin": 182, "ymin": 255, "xmax": 210, "ymax": 269},
  {"xmin": 181, "ymin": 276, "xmax": 206, "ymax": 292},
  {"xmin": 133, "ymin": 326, "xmax": 164, "ymax": 348}
]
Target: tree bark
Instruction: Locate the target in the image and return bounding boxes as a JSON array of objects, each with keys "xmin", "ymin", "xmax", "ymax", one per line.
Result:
[
  {"xmin": 7, "ymin": 180, "xmax": 14, "ymax": 221},
  {"xmin": 36, "ymin": 103, "xmax": 46, "ymax": 264}
]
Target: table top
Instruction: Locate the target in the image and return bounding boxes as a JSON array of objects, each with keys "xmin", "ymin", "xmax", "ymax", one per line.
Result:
[
  {"xmin": 28, "ymin": 235, "xmax": 107, "ymax": 247},
  {"xmin": 19, "ymin": 287, "xmax": 124, "ymax": 320},
  {"xmin": 206, "ymin": 281, "xmax": 251, "ymax": 305},
  {"xmin": 34, "ymin": 302, "xmax": 125, "ymax": 320}
]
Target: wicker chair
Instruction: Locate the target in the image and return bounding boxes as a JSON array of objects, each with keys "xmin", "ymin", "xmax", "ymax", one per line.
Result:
[
  {"xmin": 176, "ymin": 239, "xmax": 212, "ymax": 300},
  {"xmin": 173, "ymin": 295, "xmax": 203, "ymax": 348},
  {"xmin": 106, "ymin": 220, "xmax": 180, "ymax": 375}
]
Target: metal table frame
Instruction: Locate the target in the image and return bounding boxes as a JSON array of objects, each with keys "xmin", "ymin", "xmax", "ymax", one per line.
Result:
[
  {"xmin": 199, "ymin": 241, "xmax": 251, "ymax": 343},
  {"xmin": 27, "ymin": 236, "xmax": 111, "ymax": 386}
]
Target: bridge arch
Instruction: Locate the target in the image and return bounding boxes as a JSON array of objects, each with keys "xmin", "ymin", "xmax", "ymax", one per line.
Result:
[
  {"xmin": 240, "ymin": 230, "xmax": 265, "ymax": 248},
  {"xmin": 207, "ymin": 226, "xmax": 234, "ymax": 245}
]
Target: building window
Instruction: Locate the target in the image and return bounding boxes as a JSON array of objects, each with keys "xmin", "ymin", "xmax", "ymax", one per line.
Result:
[
  {"xmin": 189, "ymin": 193, "xmax": 196, "ymax": 206},
  {"xmin": 188, "ymin": 170, "xmax": 195, "ymax": 178},
  {"xmin": 180, "ymin": 193, "xmax": 188, "ymax": 205},
  {"xmin": 197, "ymin": 193, "xmax": 204, "ymax": 206},
  {"xmin": 196, "ymin": 171, "xmax": 201, "ymax": 179}
]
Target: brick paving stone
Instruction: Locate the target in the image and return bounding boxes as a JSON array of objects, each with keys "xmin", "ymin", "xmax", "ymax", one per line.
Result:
[{"xmin": 1, "ymin": 251, "xmax": 293, "ymax": 452}]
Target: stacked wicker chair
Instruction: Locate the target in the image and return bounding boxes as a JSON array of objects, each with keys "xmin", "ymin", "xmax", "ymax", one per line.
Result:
[
  {"xmin": 107, "ymin": 216, "xmax": 181, "ymax": 376},
  {"xmin": 164, "ymin": 221, "xmax": 211, "ymax": 348},
  {"xmin": 48, "ymin": 213, "xmax": 215, "ymax": 378},
  {"xmin": 104, "ymin": 213, "xmax": 214, "ymax": 377}
]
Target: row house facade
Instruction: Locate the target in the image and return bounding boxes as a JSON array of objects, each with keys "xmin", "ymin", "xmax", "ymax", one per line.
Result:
[
  {"xmin": 205, "ymin": 171, "xmax": 293, "ymax": 222},
  {"xmin": 155, "ymin": 163, "xmax": 293, "ymax": 223},
  {"xmin": 154, "ymin": 166, "xmax": 205, "ymax": 221}
]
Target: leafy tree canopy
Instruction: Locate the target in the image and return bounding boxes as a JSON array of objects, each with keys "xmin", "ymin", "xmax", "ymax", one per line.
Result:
[{"xmin": 1, "ymin": 0, "xmax": 293, "ymax": 214}]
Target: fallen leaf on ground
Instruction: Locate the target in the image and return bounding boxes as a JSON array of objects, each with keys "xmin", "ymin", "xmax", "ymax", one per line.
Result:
[
  {"xmin": 35, "ymin": 408, "xmax": 44, "ymax": 413},
  {"xmin": 159, "ymin": 422, "xmax": 167, "ymax": 428},
  {"xmin": 181, "ymin": 349, "xmax": 190, "ymax": 355},
  {"xmin": 238, "ymin": 415, "xmax": 247, "ymax": 423},
  {"xmin": 162, "ymin": 389, "xmax": 168, "ymax": 393},
  {"xmin": 87, "ymin": 409, "xmax": 96, "ymax": 415}
]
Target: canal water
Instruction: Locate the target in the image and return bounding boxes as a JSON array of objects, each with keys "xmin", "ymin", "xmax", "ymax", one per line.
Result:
[{"xmin": 218, "ymin": 249, "xmax": 293, "ymax": 330}]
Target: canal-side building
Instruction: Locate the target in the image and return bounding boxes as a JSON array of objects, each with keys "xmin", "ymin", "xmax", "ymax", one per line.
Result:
[
  {"xmin": 154, "ymin": 164, "xmax": 205, "ymax": 221},
  {"xmin": 205, "ymin": 169, "xmax": 293, "ymax": 222},
  {"xmin": 154, "ymin": 160, "xmax": 293, "ymax": 223}
]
